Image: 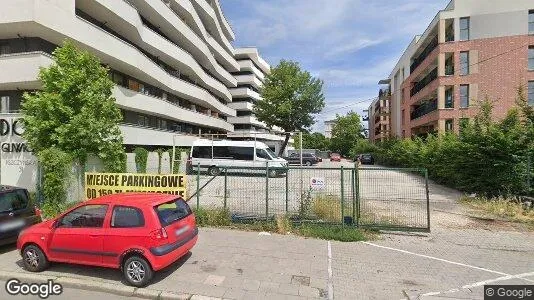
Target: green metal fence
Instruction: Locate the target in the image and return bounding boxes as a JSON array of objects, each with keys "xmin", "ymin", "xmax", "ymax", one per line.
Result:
[{"xmin": 189, "ymin": 164, "xmax": 430, "ymax": 232}]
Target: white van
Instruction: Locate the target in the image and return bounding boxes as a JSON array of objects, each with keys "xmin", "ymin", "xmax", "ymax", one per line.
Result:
[{"xmin": 187, "ymin": 140, "xmax": 288, "ymax": 177}]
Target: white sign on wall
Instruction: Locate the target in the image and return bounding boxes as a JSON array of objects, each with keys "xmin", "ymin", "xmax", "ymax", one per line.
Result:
[
  {"xmin": 310, "ymin": 177, "xmax": 326, "ymax": 190},
  {"xmin": 0, "ymin": 115, "xmax": 38, "ymax": 191}
]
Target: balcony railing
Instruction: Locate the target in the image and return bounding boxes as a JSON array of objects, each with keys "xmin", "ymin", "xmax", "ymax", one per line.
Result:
[
  {"xmin": 410, "ymin": 99, "xmax": 438, "ymax": 120},
  {"xmin": 410, "ymin": 36, "xmax": 438, "ymax": 73},
  {"xmin": 410, "ymin": 68, "xmax": 438, "ymax": 97}
]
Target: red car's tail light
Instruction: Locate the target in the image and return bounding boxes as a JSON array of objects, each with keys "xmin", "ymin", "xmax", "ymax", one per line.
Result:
[{"xmin": 150, "ymin": 227, "xmax": 168, "ymax": 240}]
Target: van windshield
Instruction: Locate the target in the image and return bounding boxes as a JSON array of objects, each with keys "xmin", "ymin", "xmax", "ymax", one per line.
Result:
[
  {"xmin": 257, "ymin": 148, "xmax": 273, "ymax": 160},
  {"xmin": 265, "ymin": 148, "xmax": 277, "ymax": 158}
]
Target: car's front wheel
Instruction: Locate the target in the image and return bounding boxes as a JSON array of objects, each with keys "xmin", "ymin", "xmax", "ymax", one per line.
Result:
[
  {"xmin": 123, "ymin": 255, "xmax": 153, "ymax": 287},
  {"xmin": 305, "ymin": 161, "xmax": 312, "ymax": 166},
  {"xmin": 22, "ymin": 244, "xmax": 49, "ymax": 272}
]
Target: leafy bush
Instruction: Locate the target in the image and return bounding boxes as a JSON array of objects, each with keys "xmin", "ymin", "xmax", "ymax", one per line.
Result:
[
  {"xmin": 38, "ymin": 148, "xmax": 72, "ymax": 218},
  {"xmin": 133, "ymin": 147, "xmax": 148, "ymax": 173},
  {"xmin": 374, "ymin": 90, "xmax": 533, "ymax": 197}
]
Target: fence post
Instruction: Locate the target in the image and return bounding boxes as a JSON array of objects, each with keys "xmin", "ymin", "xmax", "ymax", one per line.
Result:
[
  {"xmin": 223, "ymin": 167, "xmax": 227, "ymax": 209},
  {"xmin": 265, "ymin": 162, "xmax": 269, "ymax": 219},
  {"xmin": 355, "ymin": 163, "xmax": 360, "ymax": 227},
  {"xmin": 351, "ymin": 168, "xmax": 355, "ymax": 225},
  {"xmin": 425, "ymin": 169, "xmax": 430, "ymax": 231},
  {"xmin": 196, "ymin": 162, "xmax": 200, "ymax": 209},
  {"xmin": 340, "ymin": 166, "xmax": 344, "ymax": 227},
  {"xmin": 285, "ymin": 167, "xmax": 289, "ymax": 213}
]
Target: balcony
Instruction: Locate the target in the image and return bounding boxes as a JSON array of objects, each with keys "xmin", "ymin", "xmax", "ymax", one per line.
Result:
[
  {"xmin": 410, "ymin": 68, "xmax": 438, "ymax": 97},
  {"xmin": 410, "ymin": 37, "xmax": 438, "ymax": 73},
  {"xmin": 410, "ymin": 99, "xmax": 438, "ymax": 120}
]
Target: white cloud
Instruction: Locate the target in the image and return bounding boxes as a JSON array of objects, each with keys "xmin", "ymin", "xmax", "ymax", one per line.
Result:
[{"xmin": 324, "ymin": 38, "xmax": 386, "ymax": 58}]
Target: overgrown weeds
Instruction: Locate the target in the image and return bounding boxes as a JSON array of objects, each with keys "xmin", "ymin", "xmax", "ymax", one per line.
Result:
[
  {"xmin": 192, "ymin": 207, "xmax": 373, "ymax": 242},
  {"xmin": 461, "ymin": 196, "xmax": 534, "ymax": 229}
]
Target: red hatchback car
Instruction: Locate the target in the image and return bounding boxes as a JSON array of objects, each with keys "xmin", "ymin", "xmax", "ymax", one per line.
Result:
[
  {"xmin": 17, "ymin": 193, "xmax": 197, "ymax": 287},
  {"xmin": 330, "ymin": 153, "xmax": 342, "ymax": 162}
]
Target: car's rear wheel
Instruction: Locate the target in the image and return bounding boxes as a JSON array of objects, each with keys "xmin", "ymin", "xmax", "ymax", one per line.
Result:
[
  {"xmin": 208, "ymin": 166, "xmax": 221, "ymax": 176},
  {"xmin": 268, "ymin": 169, "xmax": 278, "ymax": 178},
  {"xmin": 22, "ymin": 244, "xmax": 49, "ymax": 272},
  {"xmin": 123, "ymin": 255, "xmax": 153, "ymax": 287}
]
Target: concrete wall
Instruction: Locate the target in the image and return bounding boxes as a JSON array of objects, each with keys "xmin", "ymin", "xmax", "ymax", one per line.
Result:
[{"xmin": 470, "ymin": 10, "xmax": 529, "ymax": 40}]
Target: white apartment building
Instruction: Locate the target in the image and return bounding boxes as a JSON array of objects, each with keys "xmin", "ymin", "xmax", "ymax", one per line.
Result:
[
  {"xmin": 0, "ymin": 0, "xmax": 246, "ymax": 150},
  {"xmin": 323, "ymin": 120, "xmax": 336, "ymax": 139},
  {"xmin": 227, "ymin": 47, "xmax": 289, "ymax": 154}
]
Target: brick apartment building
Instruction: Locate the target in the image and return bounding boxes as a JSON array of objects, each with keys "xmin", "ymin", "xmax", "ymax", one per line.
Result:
[{"xmin": 370, "ymin": 0, "xmax": 534, "ymax": 139}]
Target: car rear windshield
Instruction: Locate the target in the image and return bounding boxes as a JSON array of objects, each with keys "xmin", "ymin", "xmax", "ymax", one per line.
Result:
[
  {"xmin": 154, "ymin": 198, "xmax": 192, "ymax": 227},
  {"xmin": 0, "ymin": 190, "xmax": 28, "ymax": 213}
]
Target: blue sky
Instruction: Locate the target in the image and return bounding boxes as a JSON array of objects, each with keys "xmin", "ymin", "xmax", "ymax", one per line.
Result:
[{"xmin": 221, "ymin": 0, "xmax": 450, "ymax": 132}]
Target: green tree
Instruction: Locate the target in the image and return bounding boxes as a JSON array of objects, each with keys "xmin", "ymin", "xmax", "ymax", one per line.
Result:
[
  {"xmin": 330, "ymin": 111, "xmax": 365, "ymax": 156},
  {"xmin": 22, "ymin": 41, "xmax": 126, "ymax": 172},
  {"xmin": 302, "ymin": 132, "xmax": 330, "ymax": 150},
  {"xmin": 254, "ymin": 60, "xmax": 325, "ymax": 155}
]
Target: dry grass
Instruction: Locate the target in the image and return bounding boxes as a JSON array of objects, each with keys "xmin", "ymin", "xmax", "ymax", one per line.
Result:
[
  {"xmin": 312, "ymin": 194, "xmax": 342, "ymax": 223},
  {"xmin": 275, "ymin": 214, "xmax": 293, "ymax": 234},
  {"xmin": 461, "ymin": 196, "xmax": 534, "ymax": 228}
]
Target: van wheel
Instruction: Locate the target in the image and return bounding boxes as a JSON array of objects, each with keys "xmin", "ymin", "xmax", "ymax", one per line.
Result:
[
  {"xmin": 208, "ymin": 166, "xmax": 220, "ymax": 176},
  {"xmin": 305, "ymin": 161, "xmax": 312, "ymax": 166},
  {"xmin": 268, "ymin": 169, "xmax": 278, "ymax": 178},
  {"xmin": 22, "ymin": 245, "xmax": 49, "ymax": 272},
  {"xmin": 123, "ymin": 255, "xmax": 153, "ymax": 287}
]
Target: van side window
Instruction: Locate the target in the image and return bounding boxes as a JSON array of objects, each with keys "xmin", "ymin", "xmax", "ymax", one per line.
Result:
[
  {"xmin": 192, "ymin": 146, "xmax": 211, "ymax": 158},
  {"xmin": 213, "ymin": 146, "xmax": 231, "ymax": 158},
  {"xmin": 228, "ymin": 147, "xmax": 254, "ymax": 160}
]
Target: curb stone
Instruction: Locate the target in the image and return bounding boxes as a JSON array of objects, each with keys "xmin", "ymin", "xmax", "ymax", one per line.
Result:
[{"xmin": 55, "ymin": 277, "xmax": 135, "ymax": 297}]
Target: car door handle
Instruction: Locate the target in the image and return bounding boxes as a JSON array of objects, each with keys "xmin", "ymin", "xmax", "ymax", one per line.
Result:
[{"xmin": 89, "ymin": 235, "xmax": 99, "ymax": 238}]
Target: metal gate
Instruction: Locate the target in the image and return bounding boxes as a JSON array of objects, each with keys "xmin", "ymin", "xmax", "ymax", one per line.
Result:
[{"xmin": 189, "ymin": 164, "xmax": 430, "ymax": 232}]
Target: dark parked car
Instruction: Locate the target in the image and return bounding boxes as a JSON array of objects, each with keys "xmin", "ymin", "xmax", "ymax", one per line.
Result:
[
  {"xmin": 0, "ymin": 185, "xmax": 41, "ymax": 246},
  {"xmin": 357, "ymin": 154, "xmax": 375, "ymax": 165},
  {"xmin": 284, "ymin": 153, "xmax": 320, "ymax": 166}
]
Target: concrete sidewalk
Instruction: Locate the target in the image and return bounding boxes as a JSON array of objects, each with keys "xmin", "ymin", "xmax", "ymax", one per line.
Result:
[
  {"xmin": 0, "ymin": 228, "xmax": 328, "ymax": 300},
  {"xmin": 1, "ymin": 224, "xmax": 533, "ymax": 299}
]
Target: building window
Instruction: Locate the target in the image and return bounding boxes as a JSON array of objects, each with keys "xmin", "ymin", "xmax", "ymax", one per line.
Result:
[
  {"xmin": 460, "ymin": 51, "xmax": 469, "ymax": 75},
  {"xmin": 460, "ymin": 84, "xmax": 469, "ymax": 108},
  {"xmin": 445, "ymin": 119, "xmax": 454, "ymax": 132},
  {"xmin": 0, "ymin": 96, "xmax": 9, "ymax": 113},
  {"xmin": 459, "ymin": 17, "xmax": 470, "ymax": 41},
  {"xmin": 157, "ymin": 119, "xmax": 167, "ymax": 130},
  {"xmin": 445, "ymin": 86, "xmax": 454, "ymax": 108},
  {"xmin": 530, "ymin": 10, "xmax": 534, "ymax": 35},
  {"xmin": 402, "ymin": 109, "xmax": 406, "ymax": 124},
  {"xmin": 528, "ymin": 81, "xmax": 534, "ymax": 106},
  {"xmin": 529, "ymin": 46, "xmax": 534, "ymax": 70},
  {"xmin": 137, "ymin": 114, "xmax": 149, "ymax": 127}
]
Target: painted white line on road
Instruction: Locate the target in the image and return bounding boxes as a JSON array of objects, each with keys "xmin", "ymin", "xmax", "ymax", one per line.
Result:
[
  {"xmin": 327, "ymin": 241, "xmax": 333, "ymax": 300},
  {"xmin": 420, "ymin": 271, "xmax": 534, "ymax": 297},
  {"xmin": 461, "ymin": 271, "xmax": 534, "ymax": 288},
  {"xmin": 362, "ymin": 242, "xmax": 508, "ymax": 276}
]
